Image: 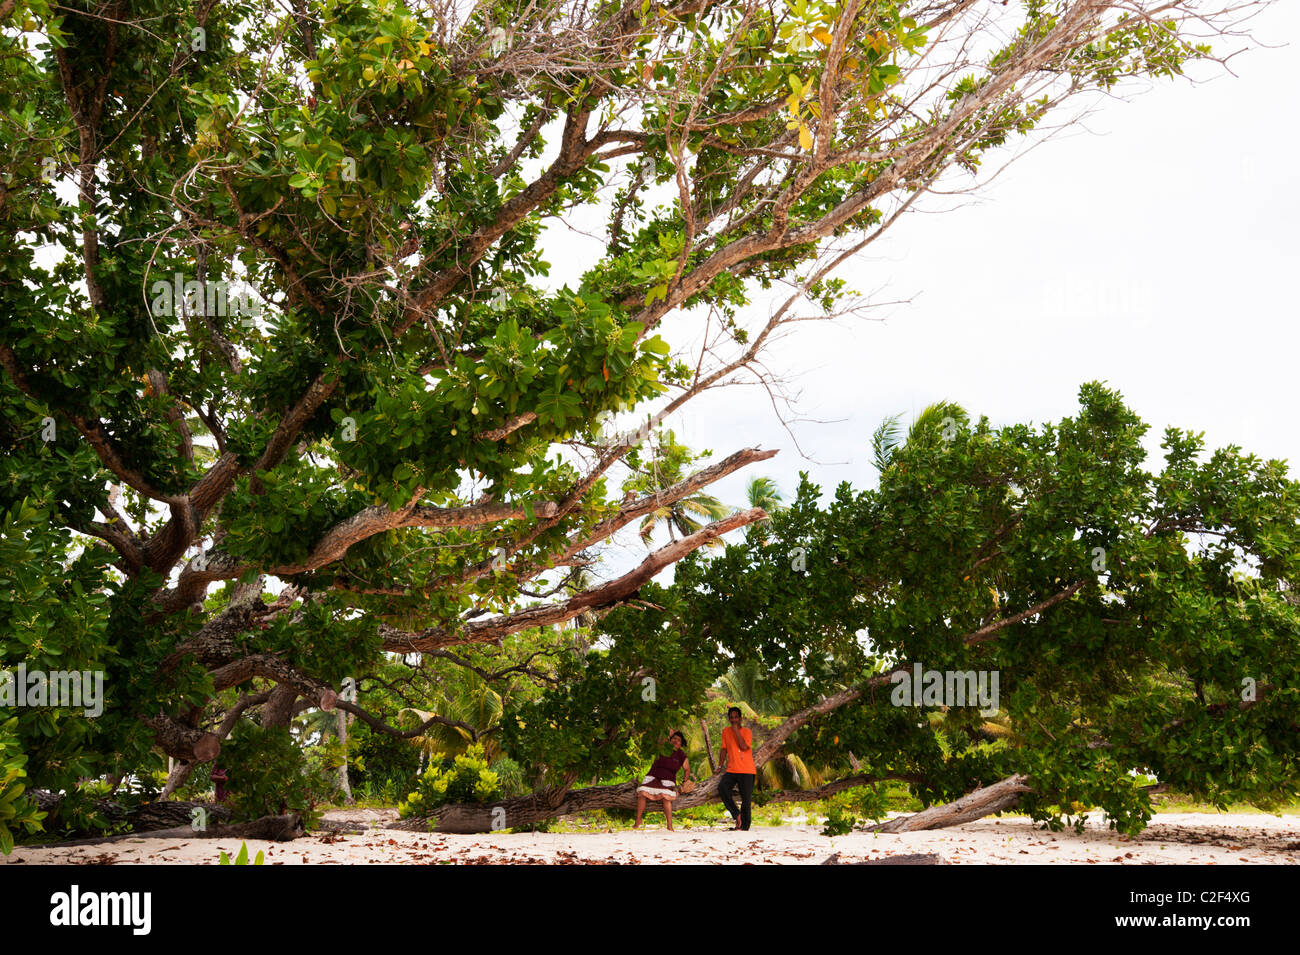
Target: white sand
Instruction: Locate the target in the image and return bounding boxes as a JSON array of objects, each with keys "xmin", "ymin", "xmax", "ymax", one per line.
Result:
[{"xmin": 5, "ymin": 809, "xmax": 1297, "ymax": 865}]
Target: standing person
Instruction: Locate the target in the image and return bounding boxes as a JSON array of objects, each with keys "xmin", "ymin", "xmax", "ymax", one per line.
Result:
[
  {"xmin": 718, "ymin": 706, "xmax": 756, "ymax": 831},
  {"xmin": 633, "ymin": 731, "xmax": 692, "ymax": 831}
]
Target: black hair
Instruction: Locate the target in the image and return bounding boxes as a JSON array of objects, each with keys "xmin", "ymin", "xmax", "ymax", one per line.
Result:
[
  {"xmin": 727, "ymin": 706, "xmax": 742, "ymax": 719},
  {"xmin": 670, "ymin": 730, "xmax": 686, "ymax": 746}
]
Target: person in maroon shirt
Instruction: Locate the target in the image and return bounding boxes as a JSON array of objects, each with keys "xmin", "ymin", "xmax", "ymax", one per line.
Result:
[{"xmin": 632, "ymin": 731, "xmax": 692, "ymax": 831}]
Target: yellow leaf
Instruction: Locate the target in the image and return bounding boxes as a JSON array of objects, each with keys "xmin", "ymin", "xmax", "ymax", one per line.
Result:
[
  {"xmin": 812, "ymin": 27, "xmax": 833, "ymax": 44},
  {"xmin": 799, "ymin": 124, "xmax": 812, "ymax": 151}
]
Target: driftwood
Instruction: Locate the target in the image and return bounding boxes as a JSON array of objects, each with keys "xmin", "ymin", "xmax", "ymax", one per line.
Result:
[
  {"xmin": 391, "ymin": 769, "xmax": 1018, "ymax": 835},
  {"xmin": 26, "ymin": 813, "xmax": 303, "ymax": 848},
  {"xmin": 823, "ymin": 852, "xmax": 945, "ymax": 865},
  {"xmin": 29, "ymin": 791, "xmax": 235, "ymax": 839},
  {"xmin": 869, "ymin": 774, "xmax": 1031, "ymax": 833},
  {"xmin": 389, "ymin": 776, "xmax": 728, "ymax": 833},
  {"xmin": 390, "ymin": 770, "xmax": 921, "ymax": 833}
]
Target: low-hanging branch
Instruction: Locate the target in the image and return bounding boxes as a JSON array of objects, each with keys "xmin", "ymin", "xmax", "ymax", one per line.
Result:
[
  {"xmin": 379, "ymin": 508, "xmax": 769, "ymax": 652},
  {"xmin": 398, "ymin": 582, "xmax": 1095, "ymax": 832}
]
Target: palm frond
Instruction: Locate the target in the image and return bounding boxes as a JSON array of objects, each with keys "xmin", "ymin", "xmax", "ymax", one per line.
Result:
[
  {"xmin": 871, "ymin": 413, "xmax": 904, "ymax": 473},
  {"xmin": 909, "ymin": 401, "xmax": 970, "ymax": 445},
  {"xmin": 745, "ymin": 477, "xmax": 784, "ymax": 511}
]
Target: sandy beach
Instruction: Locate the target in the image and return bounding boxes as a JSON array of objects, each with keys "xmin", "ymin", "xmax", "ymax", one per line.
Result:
[{"xmin": 5, "ymin": 810, "xmax": 1297, "ymax": 865}]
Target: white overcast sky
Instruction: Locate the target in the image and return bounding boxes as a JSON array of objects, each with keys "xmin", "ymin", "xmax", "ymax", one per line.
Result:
[
  {"xmin": 537, "ymin": 1, "xmax": 1300, "ymax": 580},
  {"xmin": 56, "ymin": 3, "xmax": 1294, "ymax": 596}
]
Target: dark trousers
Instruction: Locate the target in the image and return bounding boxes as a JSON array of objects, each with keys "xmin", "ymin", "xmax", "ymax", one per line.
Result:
[{"xmin": 718, "ymin": 772, "xmax": 755, "ymax": 830}]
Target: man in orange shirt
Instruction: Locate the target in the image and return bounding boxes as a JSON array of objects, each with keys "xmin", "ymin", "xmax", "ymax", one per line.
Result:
[{"xmin": 718, "ymin": 706, "xmax": 756, "ymax": 831}]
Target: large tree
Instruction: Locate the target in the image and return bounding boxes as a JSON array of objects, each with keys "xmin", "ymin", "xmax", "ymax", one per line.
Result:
[
  {"xmin": 408, "ymin": 385, "xmax": 1300, "ymax": 833},
  {"xmin": 0, "ymin": 0, "xmax": 1268, "ymax": 842}
]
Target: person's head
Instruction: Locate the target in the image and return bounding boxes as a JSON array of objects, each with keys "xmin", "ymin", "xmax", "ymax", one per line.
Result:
[
  {"xmin": 669, "ymin": 731, "xmax": 686, "ymax": 749},
  {"xmin": 727, "ymin": 706, "xmax": 742, "ymax": 726}
]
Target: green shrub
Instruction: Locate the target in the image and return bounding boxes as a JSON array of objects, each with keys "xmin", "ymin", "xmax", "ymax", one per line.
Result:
[
  {"xmin": 220, "ymin": 724, "xmax": 327, "ymax": 828},
  {"xmin": 0, "ymin": 718, "xmax": 46, "ymax": 853},
  {"xmin": 398, "ymin": 744, "xmax": 501, "ymax": 817},
  {"xmin": 219, "ymin": 841, "xmax": 264, "ymax": 865},
  {"xmin": 820, "ymin": 802, "xmax": 857, "ymax": 837},
  {"xmin": 842, "ymin": 784, "xmax": 890, "ymax": 822},
  {"xmin": 490, "ymin": 755, "xmax": 528, "ymax": 798},
  {"xmin": 349, "ymin": 721, "xmax": 420, "ymax": 796},
  {"xmin": 818, "ymin": 784, "xmax": 890, "ymax": 835}
]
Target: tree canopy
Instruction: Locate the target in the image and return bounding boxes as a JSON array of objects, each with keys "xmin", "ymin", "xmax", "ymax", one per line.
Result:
[{"xmin": 0, "ymin": 0, "xmax": 1276, "ymax": 843}]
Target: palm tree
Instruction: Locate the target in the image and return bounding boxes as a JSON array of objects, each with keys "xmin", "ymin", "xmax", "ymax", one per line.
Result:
[
  {"xmin": 740, "ymin": 476, "xmax": 783, "ymax": 542},
  {"xmin": 561, "ymin": 567, "xmax": 600, "ymax": 653},
  {"xmin": 871, "ymin": 400, "xmax": 971, "ymax": 473},
  {"xmin": 744, "ymin": 476, "xmax": 783, "ymax": 512},
  {"xmin": 405, "ymin": 668, "xmax": 505, "ymax": 767},
  {"xmin": 294, "ymin": 702, "xmax": 354, "ymax": 803},
  {"xmin": 632, "ymin": 430, "xmax": 731, "ymax": 546}
]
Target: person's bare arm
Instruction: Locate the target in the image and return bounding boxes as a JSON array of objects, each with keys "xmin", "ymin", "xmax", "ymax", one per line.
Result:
[
  {"xmin": 736, "ymin": 725, "xmax": 751, "ymax": 751},
  {"xmin": 682, "ymin": 757, "xmax": 691, "ymax": 782}
]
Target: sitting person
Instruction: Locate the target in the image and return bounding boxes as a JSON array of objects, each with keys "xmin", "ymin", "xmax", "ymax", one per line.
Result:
[{"xmin": 632, "ymin": 731, "xmax": 692, "ymax": 831}]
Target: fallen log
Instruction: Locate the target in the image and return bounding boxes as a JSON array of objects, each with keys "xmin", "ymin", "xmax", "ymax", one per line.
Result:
[
  {"xmin": 823, "ymin": 852, "xmax": 945, "ymax": 865},
  {"xmin": 390, "ymin": 776, "xmax": 726, "ymax": 833},
  {"xmin": 30, "ymin": 791, "xmax": 233, "ymax": 836},
  {"xmin": 869, "ymin": 774, "xmax": 1031, "ymax": 833},
  {"xmin": 23, "ymin": 813, "xmax": 303, "ymax": 849}
]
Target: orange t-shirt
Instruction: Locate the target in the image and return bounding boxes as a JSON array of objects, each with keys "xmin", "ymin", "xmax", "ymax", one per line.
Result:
[{"xmin": 720, "ymin": 726, "xmax": 755, "ymax": 775}]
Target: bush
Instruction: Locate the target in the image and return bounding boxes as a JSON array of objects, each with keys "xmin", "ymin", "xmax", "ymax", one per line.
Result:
[
  {"xmin": 820, "ymin": 802, "xmax": 857, "ymax": 837},
  {"xmin": 0, "ymin": 718, "xmax": 45, "ymax": 853},
  {"xmin": 220, "ymin": 724, "xmax": 328, "ymax": 827},
  {"xmin": 819, "ymin": 785, "xmax": 890, "ymax": 836},
  {"xmin": 489, "ymin": 755, "xmax": 528, "ymax": 798},
  {"xmin": 398, "ymin": 744, "xmax": 501, "ymax": 818},
  {"xmin": 349, "ymin": 721, "xmax": 421, "ymax": 796}
]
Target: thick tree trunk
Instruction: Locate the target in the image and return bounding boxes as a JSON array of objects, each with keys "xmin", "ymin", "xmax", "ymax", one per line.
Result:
[
  {"xmin": 392, "ymin": 770, "xmax": 920, "ymax": 833},
  {"xmin": 390, "ymin": 775, "xmax": 727, "ymax": 833},
  {"xmin": 386, "ymin": 665, "xmax": 1024, "ymax": 835},
  {"xmin": 29, "ymin": 813, "xmax": 301, "ymax": 848},
  {"xmin": 391, "ymin": 766, "xmax": 1017, "ymax": 835},
  {"xmin": 870, "ymin": 774, "xmax": 1031, "ymax": 832},
  {"xmin": 29, "ymin": 791, "xmax": 233, "ymax": 837},
  {"xmin": 261, "ymin": 683, "xmax": 299, "ymax": 728},
  {"xmin": 143, "ymin": 715, "xmax": 221, "ymax": 763},
  {"xmin": 160, "ymin": 759, "xmax": 194, "ymax": 800}
]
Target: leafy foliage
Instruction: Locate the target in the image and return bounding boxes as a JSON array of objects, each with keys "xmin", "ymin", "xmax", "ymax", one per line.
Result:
[
  {"xmin": 398, "ymin": 743, "xmax": 501, "ymax": 816},
  {"xmin": 0, "ymin": 718, "xmax": 46, "ymax": 854},
  {"xmin": 219, "ymin": 841, "xmax": 265, "ymax": 865},
  {"xmin": 0, "ymin": 0, "xmax": 1258, "ymax": 843},
  {"xmin": 220, "ymin": 725, "xmax": 329, "ymax": 827}
]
